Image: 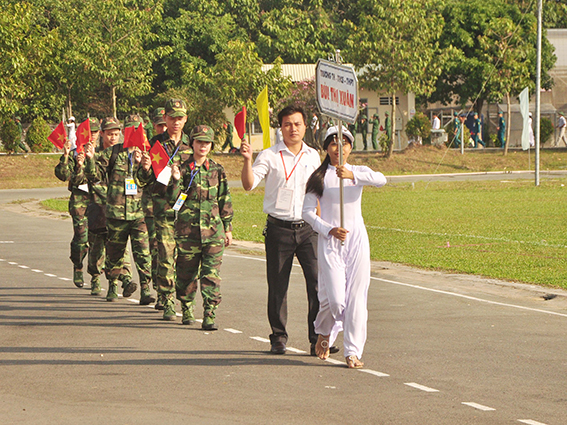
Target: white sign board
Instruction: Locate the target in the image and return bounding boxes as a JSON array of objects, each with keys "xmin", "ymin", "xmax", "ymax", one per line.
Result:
[{"xmin": 316, "ymin": 59, "xmax": 359, "ymax": 123}]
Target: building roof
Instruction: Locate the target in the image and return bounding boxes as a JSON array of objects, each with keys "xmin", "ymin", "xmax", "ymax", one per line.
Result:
[{"xmin": 261, "ymin": 64, "xmax": 316, "ymax": 82}]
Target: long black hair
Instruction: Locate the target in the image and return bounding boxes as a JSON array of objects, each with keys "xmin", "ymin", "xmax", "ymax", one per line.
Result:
[{"xmin": 305, "ymin": 132, "xmax": 352, "ymax": 198}]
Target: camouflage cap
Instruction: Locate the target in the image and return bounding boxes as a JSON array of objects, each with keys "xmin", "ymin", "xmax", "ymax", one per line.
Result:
[
  {"xmin": 165, "ymin": 99, "xmax": 187, "ymax": 117},
  {"xmin": 101, "ymin": 117, "xmax": 121, "ymax": 131},
  {"xmin": 190, "ymin": 125, "xmax": 214, "ymax": 143},
  {"xmin": 152, "ymin": 107, "xmax": 166, "ymax": 125},
  {"xmin": 89, "ymin": 117, "xmax": 101, "ymax": 132},
  {"xmin": 124, "ymin": 114, "xmax": 144, "ymax": 128}
]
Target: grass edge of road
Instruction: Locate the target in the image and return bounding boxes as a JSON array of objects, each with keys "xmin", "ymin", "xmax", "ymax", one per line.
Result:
[{"xmin": 40, "ymin": 180, "xmax": 567, "ymax": 291}]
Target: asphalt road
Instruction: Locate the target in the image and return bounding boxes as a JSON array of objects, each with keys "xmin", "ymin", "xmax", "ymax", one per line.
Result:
[{"xmin": 1, "ymin": 186, "xmax": 567, "ymax": 424}]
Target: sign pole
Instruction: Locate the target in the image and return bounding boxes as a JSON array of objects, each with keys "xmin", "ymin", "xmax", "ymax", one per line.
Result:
[{"xmin": 336, "ymin": 50, "xmax": 345, "ymax": 234}]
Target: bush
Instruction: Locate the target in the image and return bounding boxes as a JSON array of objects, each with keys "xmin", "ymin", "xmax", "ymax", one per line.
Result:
[
  {"xmin": 26, "ymin": 117, "xmax": 53, "ymax": 153},
  {"xmin": 540, "ymin": 116, "xmax": 554, "ymax": 145},
  {"xmin": 0, "ymin": 118, "xmax": 21, "ymax": 153},
  {"xmin": 405, "ymin": 113, "xmax": 431, "ymax": 144}
]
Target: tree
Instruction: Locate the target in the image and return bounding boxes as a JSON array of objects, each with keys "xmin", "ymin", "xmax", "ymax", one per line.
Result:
[
  {"xmin": 26, "ymin": 117, "xmax": 53, "ymax": 153},
  {"xmin": 345, "ymin": 0, "xmax": 445, "ymax": 157},
  {"xmin": 431, "ymin": 0, "xmax": 555, "ymax": 121}
]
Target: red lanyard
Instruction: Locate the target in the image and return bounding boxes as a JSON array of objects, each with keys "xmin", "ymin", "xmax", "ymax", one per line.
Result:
[{"xmin": 281, "ymin": 151, "xmax": 305, "ymax": 182}]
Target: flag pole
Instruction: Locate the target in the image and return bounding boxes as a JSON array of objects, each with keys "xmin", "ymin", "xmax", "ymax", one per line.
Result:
[
  {"xmin": 336, "ymin": 50, "xmax": 345, "ymax": 245},
  {"xmin": 535, "ymin": 0, "xmax": 542, "ymax": 186}
]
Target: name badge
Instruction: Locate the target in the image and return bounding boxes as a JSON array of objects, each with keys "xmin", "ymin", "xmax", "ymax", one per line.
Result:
[
  {"xmin": 157, "ymin": 165, "xmax": 172, "ymax": 186},
  {"xmin": 173, "ymin": 193, "xmax": 187, "ymax": 211},
  {"xmin": 78, "ymin": 183, "xmax": 89, "ymax": 193},
  {"xmin": 125, "ymin": 177, "xmax": 138, "ymax": 195},
  {"xmin": 275, "ymin": 187, "xmax": 293, "ymax": 212}
]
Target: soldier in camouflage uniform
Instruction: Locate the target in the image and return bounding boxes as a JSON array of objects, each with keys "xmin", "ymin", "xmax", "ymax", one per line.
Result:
[
  {"xmin": 55, "ymin": 124, "xmax": 90, "ymax": 288},
  {"xmin": 141, "ymin": 108, "xmax": 168, "ymax": 308},
  {"xmin": 168, "ymin": 125, "xmax": 233, "ymax": 330},
  {"xmin": 74, "ymin": 117, "xmax": 133, "ymax": 296},
  {"xmin": 84, "ymin": 116, "xmax": 154, "ymax": 303},
  {"xmin": 139, "ymin": 99, "xmax": 192, "ymax": 321}
]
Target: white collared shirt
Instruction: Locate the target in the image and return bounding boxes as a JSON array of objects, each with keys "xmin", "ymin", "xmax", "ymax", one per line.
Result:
[{"xmin": 250, "ymin": 140, "xmax": 321, "ymax": 221}]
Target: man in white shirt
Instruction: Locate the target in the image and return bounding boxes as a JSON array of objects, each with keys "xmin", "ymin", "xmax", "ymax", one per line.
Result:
[
  {"xmin": 432, "ymin": 113, "xmax": 441, "ymax": 130},
  {"xmin": 241, "ymin": 105, "xmax": 338, "ymax": 356},
  {"xmin": 556, "ymin": 112, "xmax": 567, "ymax": 147}
]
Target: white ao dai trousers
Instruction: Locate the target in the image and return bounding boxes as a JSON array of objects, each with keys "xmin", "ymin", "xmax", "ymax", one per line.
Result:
[{"xmin": 303, "ymin": 164, "xmax": 386, "ymax": 358}]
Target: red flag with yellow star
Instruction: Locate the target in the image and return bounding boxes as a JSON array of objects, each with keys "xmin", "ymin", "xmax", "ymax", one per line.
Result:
[
  {"xmin": 75, "ymin": 119, "xmax": 91, "ymax": 153},
  {"xmin": 48, "ymin": 121, "xmax": 67, "ymax": 149},
  {"xmin": 129, "ymin": 122, "xmax": 150, "ymax": 151},
  {"xmin": 149, "ymin": 141, "xmax": 169, "ymax": 177}
]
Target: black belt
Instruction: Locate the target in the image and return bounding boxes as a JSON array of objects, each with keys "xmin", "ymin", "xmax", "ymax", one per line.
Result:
[{"xmin": 267, "ymin": 215, "xmax": 307, "ymax": 230}]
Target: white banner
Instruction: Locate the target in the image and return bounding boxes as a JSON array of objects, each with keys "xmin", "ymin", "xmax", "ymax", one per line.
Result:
[{"xmin": 316, "ymin": 59, "xmax": 359, "ymax": 123}]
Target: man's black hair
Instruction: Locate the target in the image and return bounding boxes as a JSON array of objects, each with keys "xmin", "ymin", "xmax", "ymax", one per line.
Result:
[{"xmin": 277, "ymin": 105, "xmax": 307, "ymax": 126}]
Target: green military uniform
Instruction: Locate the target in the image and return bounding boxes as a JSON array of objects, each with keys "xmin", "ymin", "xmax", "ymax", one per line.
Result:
[
  {"xmin": 73, "ymin": 117, "xmax": 133, "ymax": 296},
  {"xmin": 370, "ymin": 114, "xmax": 380, "ymax": 150},
  {"xmin": 472, "ymin": 113, "xmax": 484, "ymax": 148},
  {"xmin": 55, "ymin": 146, "xmax": 90, "ymax": 287},
  {"xmin": 497, "ymin": 111, "xmax": 506, "ymax": 149},
  {"xmin": 384, "ymin": 112, "xmax": 392, "ymax": 145},
  {"xmin": 348, "ymin": 121, "xmax": 357, "ymax": 150},
  {"xmin": 453, "ymin": 112, "xmax": 462, "ymax": 148},
  {"xmin": 221, "ymin": 122, "xmax": 234, "ymax": 152},
  {"xmin": 85, "ymin": 116, "xmax": 152, "ymax": 302},
  {"xmin": 138, "ymin": 99, "xmax": 191, "ymax": 320},
  {"xmin": 358, "ymin": 114, "xmax": 368, "ymax": 150},
  {"xmin": 168, "ymin": 126, "xmax": 233, "ymax": 330}
]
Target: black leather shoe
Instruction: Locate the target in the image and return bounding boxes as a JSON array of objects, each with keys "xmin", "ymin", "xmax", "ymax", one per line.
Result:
[
  {"xmin": 270, "ymin": 341, "xmax": 286, "ymax": 355},
  {"xmin": 310, "ymin": 343, "xmax": 340, "ymax": 356}
]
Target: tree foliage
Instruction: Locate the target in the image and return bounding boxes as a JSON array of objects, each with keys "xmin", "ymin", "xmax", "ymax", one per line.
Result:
[{"xmin": 26, "ymin": 117, "xmax": 53, "ymax": 153}]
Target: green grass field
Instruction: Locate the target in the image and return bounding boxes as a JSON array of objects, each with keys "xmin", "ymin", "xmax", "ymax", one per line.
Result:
[{"xmin": 41, "ymin": 180, "xmax": 567, "ymax": 288}]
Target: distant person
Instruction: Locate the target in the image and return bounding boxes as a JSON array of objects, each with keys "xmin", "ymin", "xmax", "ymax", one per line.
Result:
[
  {"xmin": 556, "ymin": 112, "xmax": 567, "ymax": 147},
  {"xmin": 221, "ymin": 121, "xmax": 235, "ymax": 152},
  {"xmin": 370, "ymin": 114, "xmax": 380, "ymax": 150},
  {"xmin": 497, "ymin": 111, "xmax": 506, "ymax": 149},
  {"xmin": 529, "ymin": 112, "xmax": 535, "ymax": 148},
  {"xmin": 358, "ymin": 114, "xmax": 368, "ymax": 150},
  {"xmin": 384, "ymin": 111, "xmax": 392, "ymax": 147},
  {"xmin": 432, "ymin": 113, "xmax": 441, "ymax": 130},
  {"xmin": 67, "ymin": 116, "xmax": 77, "ymax": 150},
  {"xmin": 303, "ymin": 125, "xmax": 387, "ymax": 368},
  {"xmin": 472, "ymin": 112, "xmax": 485, "ymax": 148},
  {"xmin": 452, "ymin": 112, "xmax": 461, "ymax": 148}
]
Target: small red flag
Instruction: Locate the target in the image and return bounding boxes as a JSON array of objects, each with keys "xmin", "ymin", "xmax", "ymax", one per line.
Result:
[
  {"xmin": 234, "ymin": 106, "xmax": 247, "ymax": 140},
  {"xmin": 129, "ymin": 123, "xmax": 150, "ymax": 151},
  {"xmin": 149, "ymin": 141, "xmax": 169, "ymax": 177},
  {"xmin": 48, "ymin": 121, "xmax": 67, "ymax": 149},
  {"xmin": 75, "ymin": 119, "xmax": 91, "ymax": 153},
  {"xmin": 123, "ymin": 125, "xmax": 136, "ymax": 148},
  {"xmin": 380, "ymin": 125, "xmax": 384, "ymax": 131}
]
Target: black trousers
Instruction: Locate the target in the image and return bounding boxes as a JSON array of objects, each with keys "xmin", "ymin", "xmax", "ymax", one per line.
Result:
[{"xmin": 264, "ymin": 218, "xmax": 319, "ymax": 345}]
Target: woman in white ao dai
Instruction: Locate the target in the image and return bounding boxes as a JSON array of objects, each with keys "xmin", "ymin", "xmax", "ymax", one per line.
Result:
[{"xmin": 302, "ymin": 126, "xmax": 387, "ymax": 368}]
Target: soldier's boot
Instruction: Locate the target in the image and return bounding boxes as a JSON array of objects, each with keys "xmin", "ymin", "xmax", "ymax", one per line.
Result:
[
  {"xmin": 106, "ymin": 280, "xmax": 119, "ymax": 302},
  {"xmin": 162, "ymin": 294, "xmax": 177, "ymax": 321},
  {"xmin": 202, "ymin": 308, "xmax": 218, "ymax": 331},
  {"xmin": 73, "ymin": 268, "xmax": 84, "ymax": 288},
  {"xmin": 139, "ymin": 284, "xmax": 156, "ymax": 306},
  {"xmin": 181, "ymin": 301, "xmax": 196, "ymax": 325},
  {"xmin": 155, "ymin": 293, "xmax": 165, "ymax": 310},
  {"xmin": 121, "ymin": 277, "xmax": 137, "ymax": 298},
  {"xmin": 90, "ymin": 275, "xmax": 102, "ymax": 296}
]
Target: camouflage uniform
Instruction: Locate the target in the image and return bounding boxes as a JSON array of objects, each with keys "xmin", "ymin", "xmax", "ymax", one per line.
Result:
[
  {"xmin": 138, "ymin": 100, "xmax": 191, "ymax": 319},
  {"xmin": 85, "ymin": 117, "xmax": 152, "ymax": 302},
  {"xmin": 55, "ymin": 148, "xmax": 89, "ymax": 287},
  {"xmin": 370, "ymin": 114, "xmax": 380, "ymax": 150},
  {"xmin": 73, "ymin": 118, "xmax": 133, "ymax": 296},
  {"xmin": 167, "ymin": 130, "xmax": 232, "ymax": 328}
]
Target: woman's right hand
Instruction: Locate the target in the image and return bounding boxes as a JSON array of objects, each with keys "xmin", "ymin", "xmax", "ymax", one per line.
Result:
[{"xmin": 330, "ymin": 227, "xmax": 349, "ymax": 241}]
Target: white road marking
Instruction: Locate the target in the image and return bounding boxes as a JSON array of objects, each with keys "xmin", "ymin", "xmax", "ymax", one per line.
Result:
[
  {"xmin": 286, "ymin": 347, "xmax": 307, "ymax": 354},
  {"xmin": 18, "ymin": 265, "xmax": 29, "ymax": 269},
  {"xmin": 59, "ymin": 277, "xmax": 71, "ymax": 281},
  {"xmin": 250, "ymin": 336, "xmax": 270, "ymax": 343},
  {"xmin": 404, "ymin": 383, "xmax": 439, "ymax": 393},
  {"xmin": 224, "ymin": 328, "xmax": 243, "ymax": 334},
  {"xmin": 0, "ymin": 241, "xmax": 14, "ymax": 244},
  {"xmin": 8, "ymin": 262, "xmax": 17, "ymax": 265},
  {"xmin": 325, "ymin": 358, "xmax": 344, "ymax": 366},
  {"xmin": 359, "ymin": 369, "xmax": 389, "ymax": 377},
  {"xmin": 518, "ymin": 420, "xmax": 549, "ymax": 425},
  {"xmin": 0, "ymin": 258, "xmax": 4, "ymax": 261},
  {"xmin": 44, "ymin": 273, "xmax": 56, "ymax": 277},
  {"xmin": 373, "ymin": 277, "xmax": 567, "ymax": 319},
  {"xmin": 31, "ymin": 269, "xmax": 43, "ymax": 273},
  {"xmin": 462, "ymin": 402, "xmax": 495, "ymax": 411}
]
